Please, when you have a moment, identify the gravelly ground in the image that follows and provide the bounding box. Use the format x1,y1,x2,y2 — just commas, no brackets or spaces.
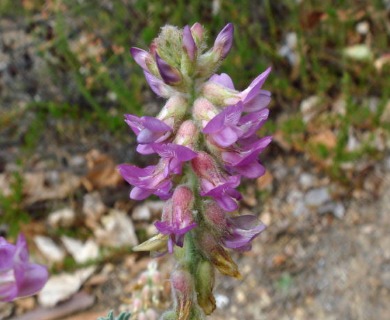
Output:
1,16,390,320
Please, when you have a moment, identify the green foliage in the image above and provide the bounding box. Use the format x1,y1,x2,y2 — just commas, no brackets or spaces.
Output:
0,171,30,237
97,310,131,320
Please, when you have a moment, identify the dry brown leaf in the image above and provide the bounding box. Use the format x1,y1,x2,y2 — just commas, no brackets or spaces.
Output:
256,171,274,190
308,130,337,149
24,171,80,205
82,149,123,191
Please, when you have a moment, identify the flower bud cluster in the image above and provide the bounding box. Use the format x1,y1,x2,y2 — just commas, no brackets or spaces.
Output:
126,261,163,320
119,22,271,318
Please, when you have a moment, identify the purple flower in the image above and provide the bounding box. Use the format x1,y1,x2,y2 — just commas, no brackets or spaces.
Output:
203,103,243,147
182,25,197,61
239,68,272,112
223,215,266,251
124,114,172,155
0,234,48,302
118,142,195,200
155,186,197,253
220,136,272,178
202,68,272,112
238,108,269,140
156,54,182,85
118,161,173,200
192,152,241,212
152,143,197,176
203,202,266,252
213,23,234,60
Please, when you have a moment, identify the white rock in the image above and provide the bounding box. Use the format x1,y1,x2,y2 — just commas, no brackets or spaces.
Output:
215,294,229,309
61,236,99,264
132,204,151,221
83,192,106,220
48,208,76,228
356,21,369,35
38,266,96,307
343,44,373,61
300,96,321,123
304,187,331,207
34,236,65,263
318,201,345,219
299,173,315,189
145,201,165,214
95,209,138,247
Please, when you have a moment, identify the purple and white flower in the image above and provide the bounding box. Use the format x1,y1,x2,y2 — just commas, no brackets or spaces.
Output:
192,152,241,212
155,186,197,253
0,234,48,302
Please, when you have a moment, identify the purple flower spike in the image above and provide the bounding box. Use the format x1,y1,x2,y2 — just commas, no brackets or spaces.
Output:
209,73,235,90
152,143,197,176
203,103,244,147
183,25,197,61
192,152,241,212
213,23,234,60
155,186,197,253
118,161,173,200
0,234,49,302
156,54,182,85
143,71,173,98
130,47,151,72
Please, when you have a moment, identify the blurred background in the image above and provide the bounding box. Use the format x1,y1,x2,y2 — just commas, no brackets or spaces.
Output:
0,0,389,319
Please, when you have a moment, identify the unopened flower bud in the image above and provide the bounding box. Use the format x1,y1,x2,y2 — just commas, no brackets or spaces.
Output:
132,297,143,312
191,22,205,46
203,200,227,233
182,25,197,61
156,54,182,85
157,95,188,128
196,232,241,279
212,23,234,60
171,270,193,320
195,260,216,315
201,81,240,106
174,120,199,149
193,98,219,126
145,308,159,320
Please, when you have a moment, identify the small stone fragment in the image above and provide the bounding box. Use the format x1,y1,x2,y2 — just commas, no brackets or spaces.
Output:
61,236,99,264
38,267,96,307
48,208,76,228
34,236,66,263
304,187,331,207
94,209,138,247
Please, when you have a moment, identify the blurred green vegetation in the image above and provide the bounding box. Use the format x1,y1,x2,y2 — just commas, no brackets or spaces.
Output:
0,0,389,178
